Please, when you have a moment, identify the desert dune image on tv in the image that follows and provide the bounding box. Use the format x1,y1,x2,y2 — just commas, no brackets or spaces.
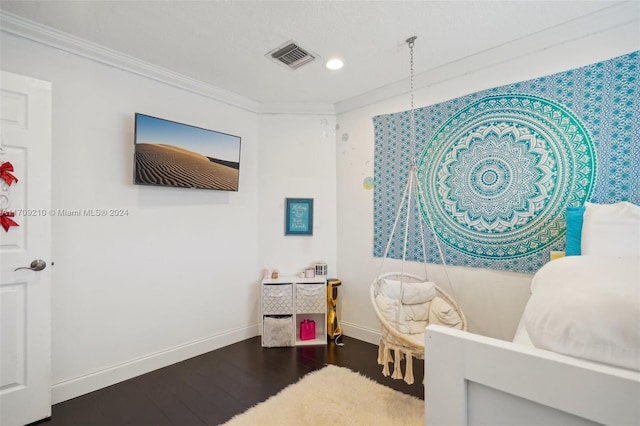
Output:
134,113,241,191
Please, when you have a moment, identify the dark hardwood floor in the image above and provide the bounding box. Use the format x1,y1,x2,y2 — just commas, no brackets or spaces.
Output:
37,336,424,426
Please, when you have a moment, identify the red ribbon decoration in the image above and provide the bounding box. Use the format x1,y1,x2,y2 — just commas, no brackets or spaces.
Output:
1,161,18,186
1,211,19,232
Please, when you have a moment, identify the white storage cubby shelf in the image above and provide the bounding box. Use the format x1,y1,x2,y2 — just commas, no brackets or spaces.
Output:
261,276,327,347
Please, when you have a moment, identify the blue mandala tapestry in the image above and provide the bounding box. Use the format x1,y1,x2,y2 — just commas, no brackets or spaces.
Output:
373,51,639,274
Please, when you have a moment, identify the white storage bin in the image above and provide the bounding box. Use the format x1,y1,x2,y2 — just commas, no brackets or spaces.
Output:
262,316,293,347
262,283,292,315
295,283,326,314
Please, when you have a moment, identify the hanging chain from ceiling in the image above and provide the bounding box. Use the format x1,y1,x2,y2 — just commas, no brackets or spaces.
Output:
407,36,417,163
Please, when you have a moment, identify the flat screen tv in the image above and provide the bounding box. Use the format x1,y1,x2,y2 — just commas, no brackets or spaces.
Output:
134,113,241,191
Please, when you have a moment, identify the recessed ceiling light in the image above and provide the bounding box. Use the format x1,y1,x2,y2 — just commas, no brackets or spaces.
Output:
325,58,344,71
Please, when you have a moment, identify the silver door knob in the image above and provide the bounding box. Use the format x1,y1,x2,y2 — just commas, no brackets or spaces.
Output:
14,259,47,272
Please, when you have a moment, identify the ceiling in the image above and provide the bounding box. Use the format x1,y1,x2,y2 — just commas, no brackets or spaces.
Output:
0,1,637,111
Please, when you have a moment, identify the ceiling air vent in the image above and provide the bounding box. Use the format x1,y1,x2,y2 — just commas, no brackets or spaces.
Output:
267,40,318,70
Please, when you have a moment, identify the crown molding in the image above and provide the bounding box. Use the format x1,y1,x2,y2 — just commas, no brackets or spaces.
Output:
3,1,637,118
258,102,335,115
334,1,640,115
0,11,338,116
0,11,263,113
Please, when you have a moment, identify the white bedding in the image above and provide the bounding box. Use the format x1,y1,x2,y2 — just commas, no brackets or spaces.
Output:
519,255,640,371
581,201,640,256
512,317,534,347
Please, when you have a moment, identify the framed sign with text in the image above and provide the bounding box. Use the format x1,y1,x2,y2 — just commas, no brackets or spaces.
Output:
285,198,313,236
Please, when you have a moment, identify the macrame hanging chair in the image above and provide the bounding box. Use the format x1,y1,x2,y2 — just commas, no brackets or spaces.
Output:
370,37,467,385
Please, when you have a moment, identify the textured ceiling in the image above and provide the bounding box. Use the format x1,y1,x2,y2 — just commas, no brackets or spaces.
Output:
0,1,637,108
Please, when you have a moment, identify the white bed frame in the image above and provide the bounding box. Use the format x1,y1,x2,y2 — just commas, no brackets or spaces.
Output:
425,325,640,426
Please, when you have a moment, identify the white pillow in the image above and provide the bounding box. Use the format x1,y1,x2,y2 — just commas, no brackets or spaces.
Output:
380,279,436,304
428,297,463,330
375,293,399,322
524,255,640,371
376,294,430,335
581,201,640,256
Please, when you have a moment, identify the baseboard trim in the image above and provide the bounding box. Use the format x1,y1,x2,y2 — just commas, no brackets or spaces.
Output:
341,320,381,346
52,322,380,404
51,325,258,404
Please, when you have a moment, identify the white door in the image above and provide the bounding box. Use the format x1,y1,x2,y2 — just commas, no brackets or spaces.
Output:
0,71,52,426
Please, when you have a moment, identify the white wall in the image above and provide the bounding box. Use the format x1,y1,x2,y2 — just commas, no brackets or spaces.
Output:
258,114,338,279
0,33,333,403
335,21,640,343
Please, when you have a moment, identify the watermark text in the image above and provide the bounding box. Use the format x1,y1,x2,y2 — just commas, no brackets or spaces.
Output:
6,208,129,217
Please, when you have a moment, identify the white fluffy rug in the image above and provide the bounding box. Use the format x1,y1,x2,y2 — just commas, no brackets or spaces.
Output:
223,365,424,425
